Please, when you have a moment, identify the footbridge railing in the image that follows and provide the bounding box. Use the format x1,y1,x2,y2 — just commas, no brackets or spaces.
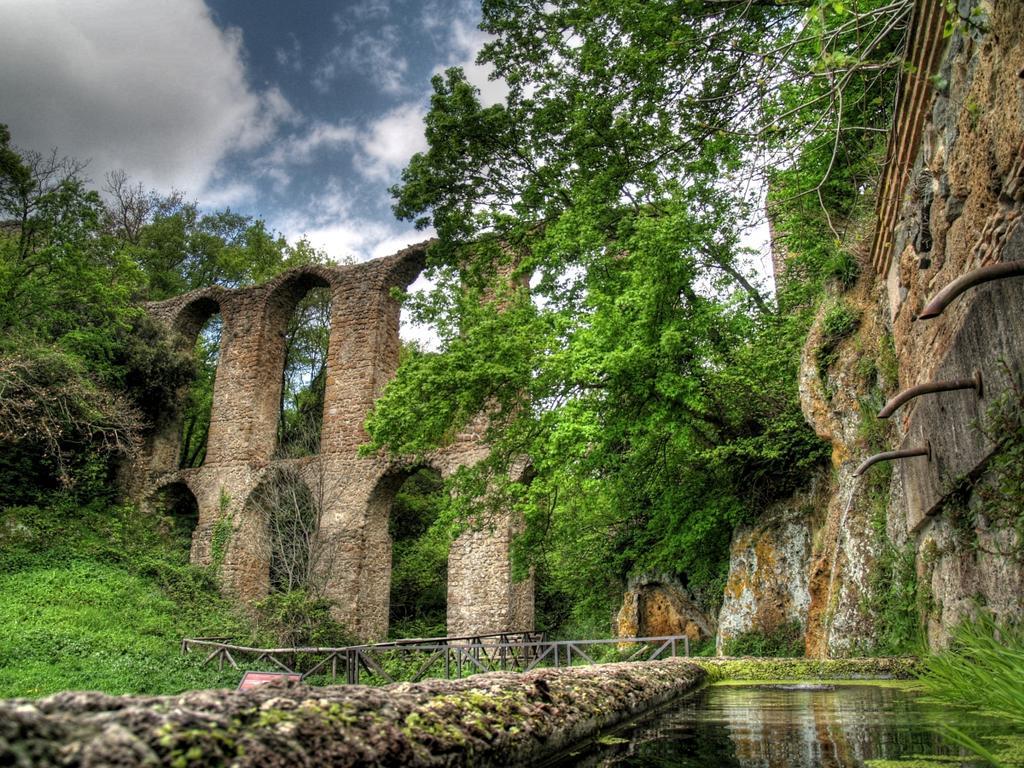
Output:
181,632,692,685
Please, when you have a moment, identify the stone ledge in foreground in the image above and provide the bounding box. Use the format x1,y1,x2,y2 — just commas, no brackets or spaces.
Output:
0,658,705,767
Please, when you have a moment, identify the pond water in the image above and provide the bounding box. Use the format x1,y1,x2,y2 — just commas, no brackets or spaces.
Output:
559,682,1021,767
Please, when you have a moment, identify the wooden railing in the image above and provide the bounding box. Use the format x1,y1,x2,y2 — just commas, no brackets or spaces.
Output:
181,632,692,685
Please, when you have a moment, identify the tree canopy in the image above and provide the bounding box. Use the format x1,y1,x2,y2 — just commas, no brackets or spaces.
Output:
0,125,325,499
367,0,910,630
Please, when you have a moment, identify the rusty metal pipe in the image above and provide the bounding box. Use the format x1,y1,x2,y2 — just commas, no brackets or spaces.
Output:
877,370,983,419
917,261,1024,320
853,442,931,477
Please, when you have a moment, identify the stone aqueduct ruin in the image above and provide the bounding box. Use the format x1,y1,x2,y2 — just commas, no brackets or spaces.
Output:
134,242,533,640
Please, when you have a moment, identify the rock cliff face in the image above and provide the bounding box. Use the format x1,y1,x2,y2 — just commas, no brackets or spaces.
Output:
716,0,1024,656
716,476,824,654
616,574,714,645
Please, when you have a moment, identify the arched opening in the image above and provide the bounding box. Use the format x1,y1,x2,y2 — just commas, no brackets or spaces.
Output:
178,305,222,468
149,482,200,556
387,467,448,638
274,279,332,458
247,467,321,593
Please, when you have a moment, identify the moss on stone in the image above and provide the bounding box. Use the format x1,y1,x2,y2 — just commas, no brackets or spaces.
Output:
696,656,920,681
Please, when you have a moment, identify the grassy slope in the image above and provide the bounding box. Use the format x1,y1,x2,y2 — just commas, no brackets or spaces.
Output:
0,499,250,697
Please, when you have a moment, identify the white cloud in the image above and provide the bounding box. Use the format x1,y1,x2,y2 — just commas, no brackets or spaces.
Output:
445,18,507,107
353,102,428,181
0,0,293,195
263,120,358,168
421,1,507,108
283,217,431,264
336,0,390,26
275,175,433,264
275,33,303,72
313,25,408,95
200,181,259,211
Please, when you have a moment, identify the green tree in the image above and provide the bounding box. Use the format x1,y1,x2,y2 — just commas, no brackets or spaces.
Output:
367,0,907,631
276,287,332,458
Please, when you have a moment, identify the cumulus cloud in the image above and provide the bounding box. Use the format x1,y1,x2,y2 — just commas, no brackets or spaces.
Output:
353,102,428,182
274,174,431,264
263,120,358,168
0,0,291,194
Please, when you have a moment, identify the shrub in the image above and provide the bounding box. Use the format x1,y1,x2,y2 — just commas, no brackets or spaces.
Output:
722,620,805,657
252,590,354,648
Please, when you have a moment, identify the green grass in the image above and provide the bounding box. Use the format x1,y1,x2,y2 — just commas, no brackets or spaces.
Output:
0,498,253,697
918,615,1024,767
919,616,1024,725
721,620,805,658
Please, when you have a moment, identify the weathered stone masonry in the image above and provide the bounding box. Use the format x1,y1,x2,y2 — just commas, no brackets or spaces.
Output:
134,242,533,640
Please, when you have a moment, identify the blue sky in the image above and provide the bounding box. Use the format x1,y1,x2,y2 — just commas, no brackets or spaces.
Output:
0,0,505,262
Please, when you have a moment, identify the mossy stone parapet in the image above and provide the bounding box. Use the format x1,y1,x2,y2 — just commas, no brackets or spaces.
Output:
0,659,705,767
697,656,921,681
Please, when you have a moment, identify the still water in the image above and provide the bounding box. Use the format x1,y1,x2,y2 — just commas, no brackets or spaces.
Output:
560,683,1019,767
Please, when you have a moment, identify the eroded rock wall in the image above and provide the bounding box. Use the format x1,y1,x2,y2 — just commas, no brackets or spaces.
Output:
805,0,1024,654
616,574,715,645
716,474,825,653
719,0,1024,656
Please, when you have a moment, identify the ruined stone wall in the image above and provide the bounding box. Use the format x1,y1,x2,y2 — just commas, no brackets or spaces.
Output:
810,0,1024,653
135,242,533,641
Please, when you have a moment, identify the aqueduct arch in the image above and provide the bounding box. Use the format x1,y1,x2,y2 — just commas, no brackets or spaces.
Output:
134,243,534,640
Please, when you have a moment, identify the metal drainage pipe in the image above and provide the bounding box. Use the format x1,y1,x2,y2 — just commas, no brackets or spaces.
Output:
916,260,1024,320
877,370,983,419
853,442,931,477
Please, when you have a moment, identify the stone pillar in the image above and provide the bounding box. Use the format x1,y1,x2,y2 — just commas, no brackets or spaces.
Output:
317,461,396,641
446,510,534,636
202,291,267,466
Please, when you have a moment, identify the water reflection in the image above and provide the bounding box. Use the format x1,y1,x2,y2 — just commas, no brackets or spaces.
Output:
562,684,1001,767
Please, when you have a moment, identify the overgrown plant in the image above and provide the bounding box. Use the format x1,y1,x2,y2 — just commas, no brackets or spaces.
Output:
919,614,1024,766
860,463,925,655
248,460,337,597
973,366,1024,559
815,299,861,399
722,620,806,658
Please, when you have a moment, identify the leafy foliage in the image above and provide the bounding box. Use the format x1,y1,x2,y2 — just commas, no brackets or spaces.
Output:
179,315,221,468
368,0,907,628
919,614,1024,766
723,620,805,658
252,590,354,649
815,299,861,398
276,287,332,458
388,468,449,639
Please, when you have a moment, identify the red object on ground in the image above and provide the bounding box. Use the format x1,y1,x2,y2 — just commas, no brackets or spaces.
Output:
237,671,302,691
